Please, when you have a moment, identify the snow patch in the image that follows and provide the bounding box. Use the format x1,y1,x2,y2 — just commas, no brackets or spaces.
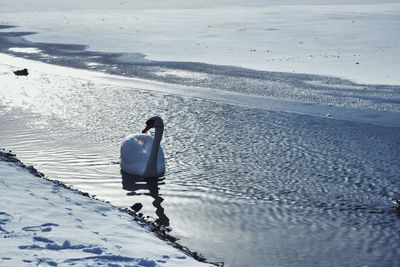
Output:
154,69,208,80
8,47,42,54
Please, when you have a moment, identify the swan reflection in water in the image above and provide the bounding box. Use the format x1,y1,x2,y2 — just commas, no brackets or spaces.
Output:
121,171,170,226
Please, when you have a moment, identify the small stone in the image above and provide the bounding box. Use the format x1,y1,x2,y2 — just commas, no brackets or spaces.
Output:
131,203,143,212
13,68,29,76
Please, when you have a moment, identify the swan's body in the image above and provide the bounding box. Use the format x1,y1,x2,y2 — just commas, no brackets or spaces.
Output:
120,117,165,177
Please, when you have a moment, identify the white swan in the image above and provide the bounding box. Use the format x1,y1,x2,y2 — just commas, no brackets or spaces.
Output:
120,116,165,177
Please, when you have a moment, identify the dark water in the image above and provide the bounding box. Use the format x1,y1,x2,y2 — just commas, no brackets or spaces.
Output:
1,28,400,267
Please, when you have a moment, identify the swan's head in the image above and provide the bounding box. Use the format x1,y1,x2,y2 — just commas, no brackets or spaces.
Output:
142,116,164,133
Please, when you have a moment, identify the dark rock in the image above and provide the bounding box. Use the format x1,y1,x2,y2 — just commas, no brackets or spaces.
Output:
27,165,37,172
394,199,400,212
13,68,29,76
131,203,143,212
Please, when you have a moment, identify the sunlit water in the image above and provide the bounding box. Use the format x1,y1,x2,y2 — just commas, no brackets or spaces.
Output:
1,43,400,266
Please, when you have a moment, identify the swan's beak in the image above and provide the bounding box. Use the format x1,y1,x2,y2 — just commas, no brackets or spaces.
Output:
142,125,152,133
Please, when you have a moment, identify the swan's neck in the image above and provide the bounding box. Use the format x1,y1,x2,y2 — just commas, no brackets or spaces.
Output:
143,126,163,177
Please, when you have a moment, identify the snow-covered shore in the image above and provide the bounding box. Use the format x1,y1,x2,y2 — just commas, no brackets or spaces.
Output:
0,151,214,266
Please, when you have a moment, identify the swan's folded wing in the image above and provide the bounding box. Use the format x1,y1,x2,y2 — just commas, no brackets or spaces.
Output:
120,135,148,162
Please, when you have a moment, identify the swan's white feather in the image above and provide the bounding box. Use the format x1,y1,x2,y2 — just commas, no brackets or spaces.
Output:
120,134,165,176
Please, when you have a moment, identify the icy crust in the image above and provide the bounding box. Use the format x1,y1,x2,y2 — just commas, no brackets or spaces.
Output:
1,26,399,114
0,149,221,266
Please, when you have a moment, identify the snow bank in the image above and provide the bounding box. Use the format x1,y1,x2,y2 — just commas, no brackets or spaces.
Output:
0,152,212,266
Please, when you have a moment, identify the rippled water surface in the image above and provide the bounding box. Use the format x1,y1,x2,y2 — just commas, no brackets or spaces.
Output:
1,59,400,266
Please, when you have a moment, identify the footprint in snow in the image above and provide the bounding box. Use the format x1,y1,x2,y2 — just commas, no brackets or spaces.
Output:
20,239,104,257
83,246,103,255
0,211,11,224
157,255,170,263
22,223,59,232
19,240,84,251
36,258,57,266
33,236,55,244
0,212,12,233
64,255,156,266
51,185,60,194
